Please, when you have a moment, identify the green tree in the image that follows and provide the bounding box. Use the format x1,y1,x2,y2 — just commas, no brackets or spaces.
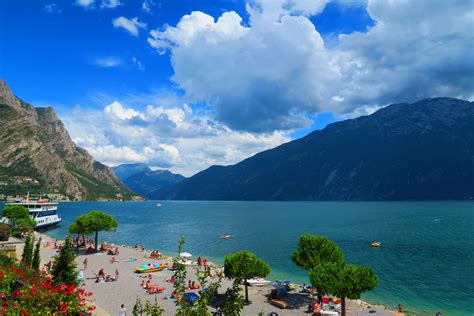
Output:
132,297,164,316
309,263,378,316
1,205,36,233
291,234,344,270
68,210,118,251
292,234,344,301
21,233,33,266
32,237,42,270
16,217,37,233
1,205,30,221
218,283,244,316
51,235,79,286
224,250,271,303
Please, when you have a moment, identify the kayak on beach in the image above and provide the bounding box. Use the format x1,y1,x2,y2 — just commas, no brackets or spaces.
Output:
134,263,168,273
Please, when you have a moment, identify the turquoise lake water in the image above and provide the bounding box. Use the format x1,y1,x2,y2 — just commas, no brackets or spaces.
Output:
4,201,473,315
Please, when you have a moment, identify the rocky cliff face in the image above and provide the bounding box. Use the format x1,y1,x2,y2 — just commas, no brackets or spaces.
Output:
0,80,137,200
160,97,474,200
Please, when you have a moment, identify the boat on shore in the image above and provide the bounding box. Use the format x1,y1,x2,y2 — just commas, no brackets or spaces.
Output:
1,196,61,230
134,263,168,273
247,278,271,286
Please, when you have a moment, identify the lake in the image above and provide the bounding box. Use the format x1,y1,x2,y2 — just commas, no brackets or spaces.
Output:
4,201,473,315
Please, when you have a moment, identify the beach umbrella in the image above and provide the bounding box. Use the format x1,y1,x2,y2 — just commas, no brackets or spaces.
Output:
180,252,192,258
186,292,199,305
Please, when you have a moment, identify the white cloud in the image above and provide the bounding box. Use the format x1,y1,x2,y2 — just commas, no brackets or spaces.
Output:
43,3,61,14
76,0,94,8
148,0,474,133
104,101,143,120
113,17,147,36
142,0,153,13
132,57,145,71
60,97,289,176
100,0,122,9
93,56,123,68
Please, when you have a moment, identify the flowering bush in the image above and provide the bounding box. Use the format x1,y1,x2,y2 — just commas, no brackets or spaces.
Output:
0,262,94,314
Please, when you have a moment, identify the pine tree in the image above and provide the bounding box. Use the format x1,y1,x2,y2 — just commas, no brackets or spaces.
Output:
21,233,33,266
32,237,42,270
51,235,79,286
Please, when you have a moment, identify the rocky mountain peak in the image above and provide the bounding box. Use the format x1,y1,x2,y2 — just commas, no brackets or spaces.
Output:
0,80,22,111
0,80,138,201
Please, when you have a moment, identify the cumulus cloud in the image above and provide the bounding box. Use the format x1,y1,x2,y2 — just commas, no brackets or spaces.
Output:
61,97,289,176
148,0,474,133
104,101,142,120
93,56,123,68
113,17,147,36
76,0,94,8
334,0,474,108
43,3,61,14
100,0,122,9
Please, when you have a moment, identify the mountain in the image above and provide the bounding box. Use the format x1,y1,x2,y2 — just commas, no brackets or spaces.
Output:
112,163,151,180
112,163,185,199
160,97,474,200
0,80,138,201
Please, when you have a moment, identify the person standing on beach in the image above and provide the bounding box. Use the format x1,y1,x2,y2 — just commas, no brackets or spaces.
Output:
142,244,145,251
203,257,208,270
83,258,88,270
197,257,202,269
119,304,126,316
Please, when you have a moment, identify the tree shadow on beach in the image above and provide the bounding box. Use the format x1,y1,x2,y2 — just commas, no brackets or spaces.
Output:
264,290,314,313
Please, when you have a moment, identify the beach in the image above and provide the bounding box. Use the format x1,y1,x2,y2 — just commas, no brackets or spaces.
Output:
21,232,401,316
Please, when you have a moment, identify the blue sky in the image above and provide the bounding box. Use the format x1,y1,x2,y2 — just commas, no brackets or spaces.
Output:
1,0,472,175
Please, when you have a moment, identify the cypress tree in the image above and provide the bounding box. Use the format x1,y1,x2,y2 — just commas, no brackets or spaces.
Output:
21,233,33,266
32,237,42,270
51,235,79,286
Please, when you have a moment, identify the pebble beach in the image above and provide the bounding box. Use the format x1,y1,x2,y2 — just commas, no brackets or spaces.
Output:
16,232,404,316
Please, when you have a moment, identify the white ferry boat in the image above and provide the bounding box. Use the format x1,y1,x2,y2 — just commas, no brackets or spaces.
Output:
3,198,61,230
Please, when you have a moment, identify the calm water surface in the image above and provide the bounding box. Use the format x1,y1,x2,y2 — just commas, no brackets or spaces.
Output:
5,201,472,315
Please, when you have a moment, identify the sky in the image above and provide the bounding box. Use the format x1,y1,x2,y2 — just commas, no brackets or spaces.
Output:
0,0,473,176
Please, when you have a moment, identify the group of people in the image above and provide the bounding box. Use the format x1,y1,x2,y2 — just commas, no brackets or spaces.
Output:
72,236,95,248
187,280,200,290
107,247,120,255
95,267,119,283
140,280,165,294
196,256,208,270
44,240,61,250
135,244,145,251
148,250,162,259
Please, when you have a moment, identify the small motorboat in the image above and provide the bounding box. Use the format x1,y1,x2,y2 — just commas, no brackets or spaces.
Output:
156,203,162,207
220,234,235,239
134,263,168,273
247,278,271,286
371,241,381,247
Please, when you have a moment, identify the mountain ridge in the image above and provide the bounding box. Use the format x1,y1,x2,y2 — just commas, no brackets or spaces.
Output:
0,80,138,201
159,97,474,200
112,163,185,199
